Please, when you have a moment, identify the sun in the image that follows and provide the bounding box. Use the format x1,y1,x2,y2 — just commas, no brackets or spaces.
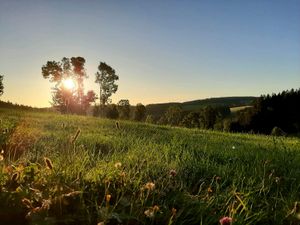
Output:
62,78,76,90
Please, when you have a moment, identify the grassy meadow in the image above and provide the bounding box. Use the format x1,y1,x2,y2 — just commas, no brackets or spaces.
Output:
0,108,300,225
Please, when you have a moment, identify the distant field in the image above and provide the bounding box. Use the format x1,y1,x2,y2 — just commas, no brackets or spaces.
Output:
146,96,257,118
230,106,253,113
0,108,299,225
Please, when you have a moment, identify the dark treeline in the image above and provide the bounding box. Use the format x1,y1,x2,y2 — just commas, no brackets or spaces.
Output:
0,100,49,112
230,88,300,135
110,88,298,136
92,100,147,122
146,96,256,119
151,105,231,130
91,100,232,131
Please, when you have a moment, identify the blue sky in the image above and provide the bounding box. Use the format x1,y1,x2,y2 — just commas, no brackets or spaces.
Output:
0,0,299,107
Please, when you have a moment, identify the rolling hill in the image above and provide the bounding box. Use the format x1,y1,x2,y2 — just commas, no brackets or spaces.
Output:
146,96,257,118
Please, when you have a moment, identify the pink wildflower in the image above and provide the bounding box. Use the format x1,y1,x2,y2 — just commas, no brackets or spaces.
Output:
219,216,233,225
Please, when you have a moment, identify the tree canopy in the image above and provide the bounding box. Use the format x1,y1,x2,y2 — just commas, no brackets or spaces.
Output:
42,57,95,114
134,103,146,121
117,99,130,119
95,62,119,105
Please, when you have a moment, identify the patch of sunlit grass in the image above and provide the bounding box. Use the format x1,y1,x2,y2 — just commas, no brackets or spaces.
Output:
0,108,299,224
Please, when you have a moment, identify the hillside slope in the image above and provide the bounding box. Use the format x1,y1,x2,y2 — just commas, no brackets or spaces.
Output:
146,96,257,118
0,108,299,225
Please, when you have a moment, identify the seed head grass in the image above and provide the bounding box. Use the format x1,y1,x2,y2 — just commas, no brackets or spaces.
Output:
0,108,299,225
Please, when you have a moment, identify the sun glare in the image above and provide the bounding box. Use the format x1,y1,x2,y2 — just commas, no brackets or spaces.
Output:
62,78,76,90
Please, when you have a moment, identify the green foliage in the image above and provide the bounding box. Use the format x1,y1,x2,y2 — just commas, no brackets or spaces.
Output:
117,99,130,119
95,62,119,106
42,57,95,114
200,106,217,129
145,115,154,124
165,106,183,126
146,97,256,119
106,104,119,119
0,75,4,96
0,108,300,225
271,126,286,136
41,61,63,82
134,103,146,121
180,112,200,128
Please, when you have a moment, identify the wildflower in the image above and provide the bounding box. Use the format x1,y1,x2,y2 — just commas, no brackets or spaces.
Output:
207,187,213,193
169,169,177,177
41,199,51,210
106,194,112,203
232,146,236,150
153,205,160,212
114,162,122,169
3,165,13,174
144,182,155,191
172,207,177,216
144,205,159,218
22,198,33,209
144,209,154,218
44,157,53,170
275,177,280,183
219,216,232,225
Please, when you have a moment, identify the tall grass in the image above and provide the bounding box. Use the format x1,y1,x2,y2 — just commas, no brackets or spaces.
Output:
0,108,299,225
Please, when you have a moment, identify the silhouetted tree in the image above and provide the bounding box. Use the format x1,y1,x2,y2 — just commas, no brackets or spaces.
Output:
165,106,183,126
201,106,217,129
0,75,3,96
51,86,76,113
180,112,200,128
117,99,130,119
71,57,88,106
134,103,146,121
95,62,119,106
82,90,97,111
106,104,119,119
42,57,93,114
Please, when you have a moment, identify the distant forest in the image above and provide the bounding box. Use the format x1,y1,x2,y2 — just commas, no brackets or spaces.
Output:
1,89,299,136
0,101,48,112
149,89,300,136
230,88,300,135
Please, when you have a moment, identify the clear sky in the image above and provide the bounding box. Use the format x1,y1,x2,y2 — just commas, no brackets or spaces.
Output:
0,0,299,107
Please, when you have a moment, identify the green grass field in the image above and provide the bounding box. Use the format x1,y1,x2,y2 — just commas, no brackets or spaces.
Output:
0,108,300,225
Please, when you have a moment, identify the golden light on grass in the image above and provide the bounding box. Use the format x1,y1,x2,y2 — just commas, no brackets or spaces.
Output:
106,194,112,203
144,182,155,191
44,157,53,170
62,78,76,90
114,162,122,169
